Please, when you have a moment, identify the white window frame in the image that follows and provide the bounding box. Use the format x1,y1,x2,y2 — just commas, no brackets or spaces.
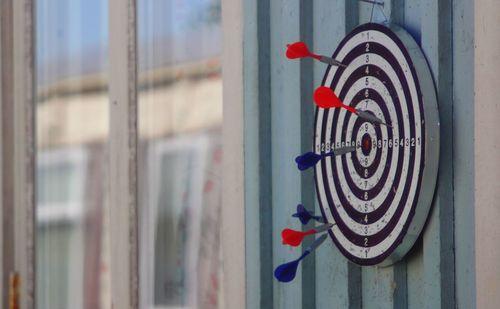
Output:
0,0,36,308
108,0,139,308
221,0,245,308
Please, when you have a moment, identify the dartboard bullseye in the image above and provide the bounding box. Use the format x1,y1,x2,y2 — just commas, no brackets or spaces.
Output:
314,23,439,266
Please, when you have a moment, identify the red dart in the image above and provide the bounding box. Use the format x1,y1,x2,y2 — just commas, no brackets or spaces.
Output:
286,42,346,67
286,41,321,60
313,86,392,127
282,229,315,247
313,86,357,113
281,223,334,247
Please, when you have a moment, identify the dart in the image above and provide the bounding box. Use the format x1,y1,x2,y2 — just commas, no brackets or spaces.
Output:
313,86,391,127
281,223,334,247
274,234,328,282
292,204,325,224
295,146,357,171
286,41,347,67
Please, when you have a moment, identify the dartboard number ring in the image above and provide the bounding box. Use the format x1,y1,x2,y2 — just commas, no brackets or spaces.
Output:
314,23,439,266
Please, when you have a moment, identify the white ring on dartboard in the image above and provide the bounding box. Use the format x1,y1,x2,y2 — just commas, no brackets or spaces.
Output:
343,84,393,192
355,121,377,167
325,41,420,256
340,78,404,207
313,23,438,265
327,54,409,194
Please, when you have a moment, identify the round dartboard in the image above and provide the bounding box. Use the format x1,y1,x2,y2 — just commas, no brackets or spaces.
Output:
314,23,439,266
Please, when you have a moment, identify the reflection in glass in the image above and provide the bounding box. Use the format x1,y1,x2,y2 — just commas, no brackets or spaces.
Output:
36,1,110,308
138,0,223,308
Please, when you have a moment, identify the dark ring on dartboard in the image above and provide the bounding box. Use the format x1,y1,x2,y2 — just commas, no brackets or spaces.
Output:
336,67,408,203
346,90,384,179
327,42,414,191
324,60,416,246
326,61,409,220
341,90,391,185
338,96,393,202
314,23,427,265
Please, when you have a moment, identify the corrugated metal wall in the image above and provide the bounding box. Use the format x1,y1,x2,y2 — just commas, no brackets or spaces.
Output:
242,0,474,308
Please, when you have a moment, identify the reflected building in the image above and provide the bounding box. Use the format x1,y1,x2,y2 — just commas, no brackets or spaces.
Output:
35,0,222,308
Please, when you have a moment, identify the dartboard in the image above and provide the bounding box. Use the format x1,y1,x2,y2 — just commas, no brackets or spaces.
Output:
314,23,439,266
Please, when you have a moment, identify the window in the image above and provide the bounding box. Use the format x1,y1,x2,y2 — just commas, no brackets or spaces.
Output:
36,148,88,308
138,0,223,307
1,0,223,307
35,0,111,308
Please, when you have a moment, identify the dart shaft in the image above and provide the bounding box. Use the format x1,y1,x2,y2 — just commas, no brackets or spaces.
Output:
356,110,391,127
331,145,357,156
313,223,334,233
323,146,356,158
319,56,347,67
312,215,326,223
305,234,328,254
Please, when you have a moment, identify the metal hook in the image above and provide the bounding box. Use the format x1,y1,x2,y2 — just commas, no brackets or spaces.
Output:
358,0,384,6
358,0,387,23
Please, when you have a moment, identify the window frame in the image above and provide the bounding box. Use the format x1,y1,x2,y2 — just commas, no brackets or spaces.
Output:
1,0,235,308
0,0,140,307
0,0,36,308
108,0,139,308
221,0,246,308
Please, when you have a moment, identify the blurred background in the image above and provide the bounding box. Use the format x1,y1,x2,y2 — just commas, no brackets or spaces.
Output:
35,0,222,308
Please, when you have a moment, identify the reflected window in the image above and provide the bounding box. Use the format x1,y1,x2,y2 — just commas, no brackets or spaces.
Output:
36,0,110,308
37,148,87,223
138,0,223,308
36,148,88,308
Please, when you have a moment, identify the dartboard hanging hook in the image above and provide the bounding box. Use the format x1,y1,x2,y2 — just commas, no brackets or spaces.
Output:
358,0,388,23
358,0,384,5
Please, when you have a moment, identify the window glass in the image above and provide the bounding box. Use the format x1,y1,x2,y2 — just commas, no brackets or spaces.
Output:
37,163,76,205
36,1,111,308
138,0,223,308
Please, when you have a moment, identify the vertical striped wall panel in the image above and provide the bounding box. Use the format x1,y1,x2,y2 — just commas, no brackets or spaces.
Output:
242,0,474,307
452,0,475,307
313,2,359,308
268,1,303,308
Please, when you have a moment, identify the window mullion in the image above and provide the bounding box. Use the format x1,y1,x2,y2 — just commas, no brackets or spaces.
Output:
108,0,139,308
10,0,36,308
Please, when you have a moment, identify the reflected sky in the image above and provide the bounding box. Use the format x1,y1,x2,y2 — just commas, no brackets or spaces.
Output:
36,0,221,84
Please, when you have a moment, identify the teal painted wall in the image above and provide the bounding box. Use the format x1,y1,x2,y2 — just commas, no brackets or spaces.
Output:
243,0,475,308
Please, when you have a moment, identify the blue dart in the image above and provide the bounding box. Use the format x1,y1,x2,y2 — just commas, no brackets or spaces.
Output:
274,234,328,283
295,152,323,170
295,145,357,171
292,204,325,224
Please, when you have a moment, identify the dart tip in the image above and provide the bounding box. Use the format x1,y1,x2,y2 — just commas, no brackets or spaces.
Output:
322,223,334,230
